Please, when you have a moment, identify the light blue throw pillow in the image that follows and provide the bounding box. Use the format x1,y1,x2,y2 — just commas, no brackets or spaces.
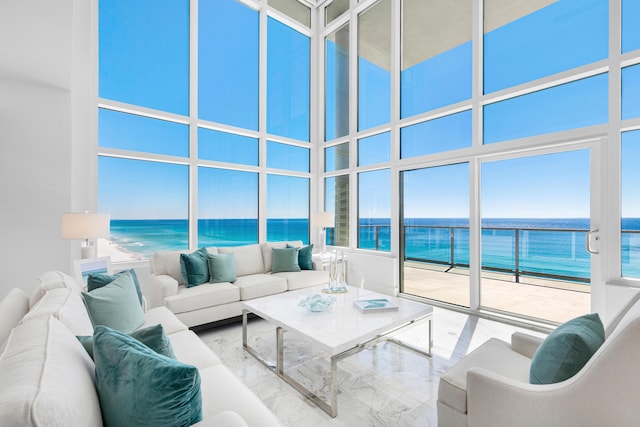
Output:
87,269,143,305
530,313,605,384
93,325,202,427
207,252,236,283
77,323,175,360
288,243,314,270
82,272,144,333
271,247,301,273
180,247,210,287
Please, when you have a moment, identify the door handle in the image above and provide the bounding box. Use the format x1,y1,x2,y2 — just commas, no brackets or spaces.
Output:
586,229,599,255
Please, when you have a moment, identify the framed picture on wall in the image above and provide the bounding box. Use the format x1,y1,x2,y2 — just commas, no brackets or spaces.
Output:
73,256,113,286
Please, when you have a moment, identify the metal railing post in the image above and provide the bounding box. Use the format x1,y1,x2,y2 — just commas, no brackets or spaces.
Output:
514,228,520,283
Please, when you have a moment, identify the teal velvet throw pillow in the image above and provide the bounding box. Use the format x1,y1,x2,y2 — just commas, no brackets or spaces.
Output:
271,247,301,273
82,272,144,333
87,269,143,305
288,244,314,270
180,247,209,287
93,325,202,427
207,252,236,283
77,324,175,360
529,313,605,384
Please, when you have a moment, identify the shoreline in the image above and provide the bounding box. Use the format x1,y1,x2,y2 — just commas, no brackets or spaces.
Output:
97,238,143,263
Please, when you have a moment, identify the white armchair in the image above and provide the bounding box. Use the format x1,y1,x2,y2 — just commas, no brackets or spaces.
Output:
437,295,640,427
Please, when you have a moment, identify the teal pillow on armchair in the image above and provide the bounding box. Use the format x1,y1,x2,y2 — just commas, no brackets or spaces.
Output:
93,325,202,427
530,313,605,384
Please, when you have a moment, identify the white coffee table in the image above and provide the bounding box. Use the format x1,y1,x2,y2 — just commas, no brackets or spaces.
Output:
242,285,433,417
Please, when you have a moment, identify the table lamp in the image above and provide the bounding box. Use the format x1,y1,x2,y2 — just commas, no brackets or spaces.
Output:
312,212,335,254
62,212,110,259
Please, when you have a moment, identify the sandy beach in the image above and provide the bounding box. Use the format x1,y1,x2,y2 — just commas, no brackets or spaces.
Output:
97,238,143,263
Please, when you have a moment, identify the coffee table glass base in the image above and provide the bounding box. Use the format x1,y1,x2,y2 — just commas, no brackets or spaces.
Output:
242,309,432,418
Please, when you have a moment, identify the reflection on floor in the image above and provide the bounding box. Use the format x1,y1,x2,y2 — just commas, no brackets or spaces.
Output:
197,307,547,427
403,263,590,324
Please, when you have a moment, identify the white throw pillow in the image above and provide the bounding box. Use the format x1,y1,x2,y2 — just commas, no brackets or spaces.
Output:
0,288,29,348
29,270,84,309
22,287,93,336
0,316,102,426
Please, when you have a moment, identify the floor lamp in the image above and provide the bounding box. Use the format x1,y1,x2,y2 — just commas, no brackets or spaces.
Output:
312,212,335,254
62,212,111,259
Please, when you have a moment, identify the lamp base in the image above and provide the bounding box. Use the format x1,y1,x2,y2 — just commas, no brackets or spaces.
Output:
80,245,95,259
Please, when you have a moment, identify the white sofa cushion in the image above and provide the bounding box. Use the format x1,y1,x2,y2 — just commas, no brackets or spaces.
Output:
21,287,93,336
166,283,240,314
0,316,103,426
218,244,265,276
199,365,282,426
29,270,84,308
0,288,29,348
273,270,330,291
141,306,189,335
168,329,222,370
234,274,288,300
438,337,531,414
194,411,249,427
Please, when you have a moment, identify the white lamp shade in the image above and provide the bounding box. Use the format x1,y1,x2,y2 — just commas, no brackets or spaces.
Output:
62,213,111,239
312,212,335,228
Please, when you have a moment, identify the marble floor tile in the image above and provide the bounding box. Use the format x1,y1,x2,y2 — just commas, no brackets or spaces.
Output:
196,307,547,427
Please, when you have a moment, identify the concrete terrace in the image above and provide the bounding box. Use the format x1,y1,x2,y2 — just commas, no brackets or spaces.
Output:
403,262,590,324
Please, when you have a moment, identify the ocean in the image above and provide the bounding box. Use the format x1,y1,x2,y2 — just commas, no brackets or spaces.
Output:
109,218,640,281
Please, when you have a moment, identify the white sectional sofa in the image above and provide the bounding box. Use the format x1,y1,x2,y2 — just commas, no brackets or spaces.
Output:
150,241,330,327
0,271,282,427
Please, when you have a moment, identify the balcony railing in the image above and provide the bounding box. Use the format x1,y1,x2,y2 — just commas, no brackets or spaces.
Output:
327,224,640,285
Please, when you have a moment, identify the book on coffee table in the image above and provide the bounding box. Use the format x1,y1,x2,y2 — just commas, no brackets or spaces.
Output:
353,298,398,313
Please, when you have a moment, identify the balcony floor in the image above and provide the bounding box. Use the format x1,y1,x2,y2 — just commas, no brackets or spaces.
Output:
403,262,590,324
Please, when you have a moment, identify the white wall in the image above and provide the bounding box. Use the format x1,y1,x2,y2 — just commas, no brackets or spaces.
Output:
0,0,91,299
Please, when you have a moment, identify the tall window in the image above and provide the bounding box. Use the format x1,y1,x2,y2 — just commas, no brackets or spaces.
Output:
98,0,311,260
325,24,350,141
358,169,390,251
401,0,471,118
358,0,391,131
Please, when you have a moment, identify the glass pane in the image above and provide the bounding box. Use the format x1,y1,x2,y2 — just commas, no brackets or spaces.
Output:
99,0,189,115
267,17,310,142
99,109,188,157
326,0,349,25
622,65,640,120
359,132,390,166
269,0,311,27
267,175,309,243
481,151,591,323
358,169,390,252
401,110,472,158
98,156,188,260
401,0,472,119
267,141,309,172
325,24,350,141
358,0,391,131
325,175,349,247
325,143,349,172
401,163,470,307
484,0,608,94
623,0,640,53
199,0,258,130
621,131,640,278
484,74,608,144
198,167,258,247
198,128,258,166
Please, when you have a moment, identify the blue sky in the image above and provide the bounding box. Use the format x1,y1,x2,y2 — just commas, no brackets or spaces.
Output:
98,0,640,221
